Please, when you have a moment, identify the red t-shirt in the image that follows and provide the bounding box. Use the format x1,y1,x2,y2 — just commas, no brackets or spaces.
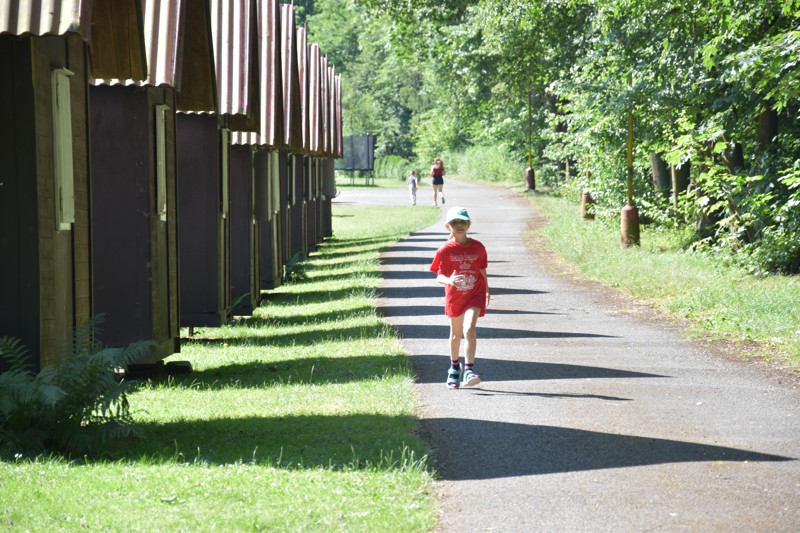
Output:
430,238,488,317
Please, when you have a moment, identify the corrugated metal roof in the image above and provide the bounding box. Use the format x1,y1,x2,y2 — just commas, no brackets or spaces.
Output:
92,0,217,112
232,0,281,146
87,0,148,81
0,1,148,81
334,74,342,158
0,0,88,36
174,0,217,111
327,64,336,156
296,25,308,151
139,0,183,87
307,42,321,154
227,3,260,132
320,55,329,155
280,3,302,151
211,0,253,116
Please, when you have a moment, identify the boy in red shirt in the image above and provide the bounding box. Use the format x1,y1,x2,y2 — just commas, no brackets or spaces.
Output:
430,206,490,388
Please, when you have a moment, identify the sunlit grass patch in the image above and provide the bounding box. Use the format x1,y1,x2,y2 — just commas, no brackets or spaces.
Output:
2,204,441,532
530,194,800,368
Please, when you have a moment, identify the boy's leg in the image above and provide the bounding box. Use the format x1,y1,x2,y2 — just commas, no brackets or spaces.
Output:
462,307,481,365
446,314,465,388
449,313,465,360
461,308,482,386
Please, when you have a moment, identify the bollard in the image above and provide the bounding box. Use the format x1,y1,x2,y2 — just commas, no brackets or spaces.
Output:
620,204,640,248
580,190,595,220
525,167,536,191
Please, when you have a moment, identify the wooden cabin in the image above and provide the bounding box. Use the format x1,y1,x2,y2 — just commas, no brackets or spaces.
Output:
233,0,285,291
0,0,146,370
174,0,235,329
214,0,262,317
90,0,216,359
280,3,306,264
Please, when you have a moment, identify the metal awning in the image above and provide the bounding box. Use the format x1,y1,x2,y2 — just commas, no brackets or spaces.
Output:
280,3,302,151
0,0,88,36
232,0,281,147
297,24,309,152
211,0,258,127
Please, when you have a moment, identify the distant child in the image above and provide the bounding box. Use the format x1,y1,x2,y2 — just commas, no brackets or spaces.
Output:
430,157,446,206
429,206,490,388
407,170,418,205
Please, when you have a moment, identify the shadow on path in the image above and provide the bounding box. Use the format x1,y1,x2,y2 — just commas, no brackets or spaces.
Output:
410,355,664,384
379,286,547,299
395,324,617,341
422,418,794,480
472,388,633,401
378,305,558,318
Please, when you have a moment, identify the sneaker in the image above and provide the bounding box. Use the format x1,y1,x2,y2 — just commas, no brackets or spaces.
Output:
441,196,445,204
446,364,461,389
462,369,481,387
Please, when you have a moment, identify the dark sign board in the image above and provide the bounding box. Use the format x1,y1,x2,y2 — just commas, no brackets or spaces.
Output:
335,134,375,171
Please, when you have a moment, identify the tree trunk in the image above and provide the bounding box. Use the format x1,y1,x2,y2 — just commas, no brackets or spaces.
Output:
670,160,690,212
555,120,568,179
650,152,670,193
757,104,778,149
722,142,745,174
671,161,690,193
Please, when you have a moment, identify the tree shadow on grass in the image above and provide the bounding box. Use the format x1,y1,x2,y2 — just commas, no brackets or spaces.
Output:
185,322,393,348
110,414,794,476
420,418,794,481
164,353,412,390
312,245,392,261
260,285,381,305
305,270,383,284
234,304,375,328
110,413,426,469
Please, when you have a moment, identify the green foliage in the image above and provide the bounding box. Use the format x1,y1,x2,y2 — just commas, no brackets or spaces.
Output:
0,318,150,455
309,0,800,272
451,145,525,184
374,155,412,181
283,252,309,283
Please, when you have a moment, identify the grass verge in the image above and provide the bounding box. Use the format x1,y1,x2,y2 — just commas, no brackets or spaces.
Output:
525,191,800,370
0,204,442,532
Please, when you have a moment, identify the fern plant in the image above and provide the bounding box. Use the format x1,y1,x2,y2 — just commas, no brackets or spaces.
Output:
284,252,309,283
0,317,151,455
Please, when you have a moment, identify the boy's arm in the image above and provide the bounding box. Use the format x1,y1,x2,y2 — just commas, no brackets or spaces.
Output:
437,273,454,286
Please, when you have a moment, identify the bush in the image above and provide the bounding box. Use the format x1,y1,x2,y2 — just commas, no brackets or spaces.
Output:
0,318,150,455
374,155,412,181
452,145,525,184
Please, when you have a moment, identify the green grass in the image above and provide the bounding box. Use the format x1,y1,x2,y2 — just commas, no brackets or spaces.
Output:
0,204,442,532
527,193,800,369
335,172,408,189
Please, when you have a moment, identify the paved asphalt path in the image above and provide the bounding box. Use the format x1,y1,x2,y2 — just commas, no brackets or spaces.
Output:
334,181,800,533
